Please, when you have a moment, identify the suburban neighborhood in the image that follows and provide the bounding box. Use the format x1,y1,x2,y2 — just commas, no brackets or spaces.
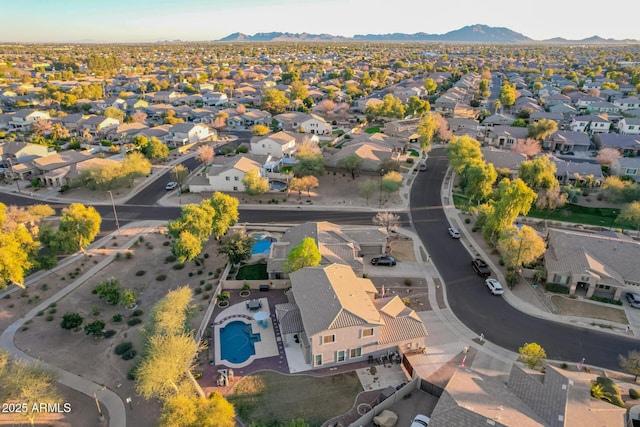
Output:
2,19,640,427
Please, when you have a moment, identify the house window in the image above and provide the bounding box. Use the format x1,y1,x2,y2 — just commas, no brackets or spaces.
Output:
350,348,362,358
322,335,335,344
626,169,637,175
597,284,611,290
233,186,238,191
336,351,345,362
225,176,230,181
552,274,569,285
314,354,322,367
361,328,374,338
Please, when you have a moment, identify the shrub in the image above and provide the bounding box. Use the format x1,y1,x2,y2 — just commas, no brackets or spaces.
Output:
204,253,209,259
630,388,640,399
135,270,146,276
590,296,623,306
194,287,203,294
128,365,138,381
127,318,142,326
112,314,123,322
205,283,213,291
46,315,55,321
163,241,170,246
122,349,137,360
406,157,414,164
41,284,49,291
188,272,194,277
173,263,185,270
560,362,568,369
84,320,105,337
156,274,167,281
115,342,133,355
465,218,471,224
594,376,625,407
36,311,44,316
103,330,116,338
404,278,413,286
544,283,570,294
192,370,203,379
49,308,57,314
61,313,83,330
125,251,134,259
132,309,144,317
199,280,205,286
202,293,210,300
165,255,177,263
197,270,203,275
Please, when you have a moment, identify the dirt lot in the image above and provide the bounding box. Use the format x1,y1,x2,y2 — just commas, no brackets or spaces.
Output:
550,295,629,324
2,225,228,427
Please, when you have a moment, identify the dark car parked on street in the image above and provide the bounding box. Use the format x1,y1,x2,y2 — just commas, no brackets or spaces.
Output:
471,258,491,277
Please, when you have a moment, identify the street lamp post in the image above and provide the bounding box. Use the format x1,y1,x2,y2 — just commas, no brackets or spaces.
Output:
379,168,385,209
107,190,120,233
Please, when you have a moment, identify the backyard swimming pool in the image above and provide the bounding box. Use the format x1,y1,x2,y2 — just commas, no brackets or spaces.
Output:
220,321,261,364
270,180,288,191
251,233,277,255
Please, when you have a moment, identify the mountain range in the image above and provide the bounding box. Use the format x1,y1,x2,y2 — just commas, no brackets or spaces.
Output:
216,25,638,44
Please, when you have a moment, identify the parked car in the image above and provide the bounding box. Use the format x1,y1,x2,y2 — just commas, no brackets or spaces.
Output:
471,258,491,277
371,256,397,266
485,278,504,295
410,414,431,427
165,181,178,190
419,163,427,172
448,227,461,239
626,292,640,308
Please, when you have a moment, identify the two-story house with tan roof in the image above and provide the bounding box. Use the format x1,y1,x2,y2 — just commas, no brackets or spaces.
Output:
277,263,428,369
9,109,50,131
189,154,269,193
250,131,297,158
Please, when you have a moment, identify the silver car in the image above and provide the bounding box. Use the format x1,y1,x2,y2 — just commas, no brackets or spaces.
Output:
448,227,460,239
485,278,504,295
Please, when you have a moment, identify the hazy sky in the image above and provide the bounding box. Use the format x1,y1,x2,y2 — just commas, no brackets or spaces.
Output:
2,0,639,43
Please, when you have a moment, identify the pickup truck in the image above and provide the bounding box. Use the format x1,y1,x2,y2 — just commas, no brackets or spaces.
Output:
471,258,491,277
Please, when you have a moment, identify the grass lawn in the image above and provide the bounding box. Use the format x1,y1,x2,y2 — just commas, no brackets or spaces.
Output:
236,263,268,280
364,125,381,134
452,193,472,211
408,149,420,157
526,204,619,227
332,129,345,136
227,371,363,426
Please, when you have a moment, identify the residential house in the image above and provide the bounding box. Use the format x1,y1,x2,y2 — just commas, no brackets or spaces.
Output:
150,90,182,104
569,114,610,134
543,130,591,152
481,113,515,128
81,116,120,139
277,263,427,369
617,117,640,135
166,123,212,146
8,109,50,131
31,150,93,187
190,154,269,193
356,98,383,114
124,98,149,114
550,156,603,186
610,157,640,180
202,91,228,107
594,133,640,157
545,228,640,299
275,112,331,135
241,110,272,127
267,221,388,280
613,96,640,111
446,118,481,138
587,101,620,115
0,141,51,179
250,131,296,158
480,147,526,177
543,94,571,108
548,103,578,121
529,111,563,125
575,95,605,111
107,122,149,143
484,125,529,148
53,114,87,137
428,364,625,427
326,141,394,172
383,118,420,140
137,125,170,142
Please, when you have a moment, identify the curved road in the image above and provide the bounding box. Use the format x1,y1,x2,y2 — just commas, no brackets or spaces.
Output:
410,147,638,369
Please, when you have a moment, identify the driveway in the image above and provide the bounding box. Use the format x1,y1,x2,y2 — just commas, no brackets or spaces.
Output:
364,257,425,279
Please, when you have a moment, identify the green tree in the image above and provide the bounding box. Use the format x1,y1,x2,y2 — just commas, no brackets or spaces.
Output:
527,118,557,141
142,136,169,161
424,78,437,94
60,312,84,330
120,289,138,308
145,286,193,338
445,135,483,174
168,204,214,244
0,203,41,289
136,333,203,400
497,225,546,272
460,161,497,203
483,178,536,241
381,171,403,195
58,203,102,254
367,93,405,120
242,169,269,195
518,342,546,369
618,350,640,381
406,96,430,117
337,153,364,180
358,179,378,205
417,114,438,152
284,237,322,273
207,192,239,239
261,88,290,114
218,231,254,266
159,392,236,427
172,164,189,193
289,80,308,101
104,106,125,121
518,156,558,191
95,278,121,304
292,156,324,178
252,124,270,136
500,82,517,110
84,320,106,337
617,201,640,235
173,231,202,263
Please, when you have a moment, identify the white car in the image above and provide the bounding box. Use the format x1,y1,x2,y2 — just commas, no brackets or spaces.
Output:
165,181,178,191
485,278,504,295
448,227,460,239
410,414,430,427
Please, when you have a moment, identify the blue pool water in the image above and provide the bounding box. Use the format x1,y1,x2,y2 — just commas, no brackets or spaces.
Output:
220,321,261,364
251,235,277,255
270,180,288,191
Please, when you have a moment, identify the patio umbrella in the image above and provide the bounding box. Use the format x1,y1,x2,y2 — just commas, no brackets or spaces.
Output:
253,311,269,321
